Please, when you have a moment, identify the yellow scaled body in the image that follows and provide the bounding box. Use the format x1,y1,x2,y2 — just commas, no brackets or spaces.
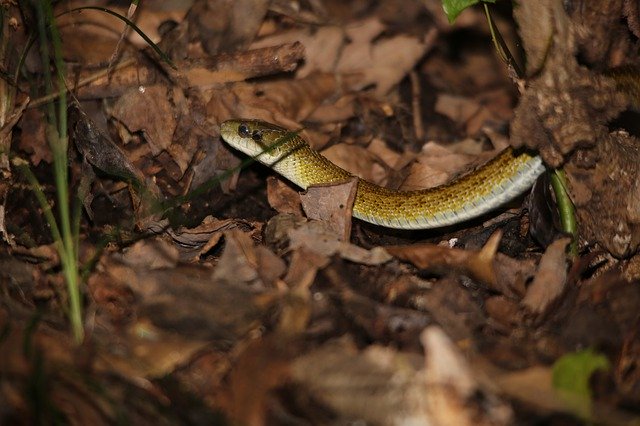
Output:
220,119,545,229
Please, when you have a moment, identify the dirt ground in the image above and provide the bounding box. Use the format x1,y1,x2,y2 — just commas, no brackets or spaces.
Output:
1,0,640,424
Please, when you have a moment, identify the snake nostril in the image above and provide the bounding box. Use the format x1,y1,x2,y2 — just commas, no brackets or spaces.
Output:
251,130,263,142
238,123,251,138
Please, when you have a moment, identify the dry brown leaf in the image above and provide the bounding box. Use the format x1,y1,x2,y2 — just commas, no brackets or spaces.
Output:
336,19,436,95
224,336,296,425
120,237,179,269
522,238,570,315
386,231,502,286
492,253,537,298
366,137,407,170
291,330,511,425
96,320,210,379
212,229,260,286
435,94,482,127
166,216,254,261
109,85,177,156
495,366,565,414
484,295,523,329
435,91,513,136
267,176,303,217
291,337,430,425
283,247,330,289
0,320,119,423
206,73,338,128
287,220,391,266
187,0,269,55
401,142,477,191
422,327,513,425
322,143,388,186
58,1,186,48
513,0,556,75
17,108,50,166
96,230,269,342
495,362,637,424
252,17,434,96
305,94,357,124
254,245,287,288
409,276,485,343
300,178,358,241
251,26,345,78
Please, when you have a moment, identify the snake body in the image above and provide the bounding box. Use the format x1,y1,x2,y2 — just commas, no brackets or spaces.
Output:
220,119,545,229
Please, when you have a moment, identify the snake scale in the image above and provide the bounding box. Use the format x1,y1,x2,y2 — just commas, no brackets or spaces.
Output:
220,119,545,229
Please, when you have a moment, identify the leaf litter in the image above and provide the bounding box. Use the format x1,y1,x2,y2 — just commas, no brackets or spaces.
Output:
2,0,640,424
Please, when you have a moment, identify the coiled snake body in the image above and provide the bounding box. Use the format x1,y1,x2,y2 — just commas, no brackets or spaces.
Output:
220,119,545,229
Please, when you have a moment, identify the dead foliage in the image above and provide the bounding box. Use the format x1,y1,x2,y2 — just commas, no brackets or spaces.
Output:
1,0,640,424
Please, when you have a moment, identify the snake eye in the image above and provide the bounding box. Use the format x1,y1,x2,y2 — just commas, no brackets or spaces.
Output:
251,130,263,142
238,123,251,138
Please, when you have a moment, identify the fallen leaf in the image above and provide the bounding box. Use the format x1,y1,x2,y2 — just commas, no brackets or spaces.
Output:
224,336,296,425
18,107,50,166
120,237,179,269
291,337,430,425
267,176,303,217
288,220,391,266
251,25,345,78
96,320,210,379
422,326,513,425
165,216,255,261
300,177,358,240
336,19,436,95
109,85,177,156
522,238,570,315
322,144,388,186
386,230,502,286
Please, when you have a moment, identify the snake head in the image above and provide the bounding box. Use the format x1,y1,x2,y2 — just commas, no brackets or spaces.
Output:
220,119,306,166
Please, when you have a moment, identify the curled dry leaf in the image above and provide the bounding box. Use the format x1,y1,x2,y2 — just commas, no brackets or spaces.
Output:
287,220,391,266
206,73,339,128
267,176,304,217
181,42,305,87
290,331,511,425
283,247,330,289
522,238,570,316
165,216,256,262
109,85,178,157
97,230,270,342
212,229,260,286
408,276,486,343
322,144,388,186
120,237,179,269
18,107,50,166
251,25,345,78
253,17,435,96
291,337,429,425
96,320,211,379
495,363,636,424
492,253,537,298
386,230,502,286
187,0,270,55
422,327,513,425
300,177,358,241
336,19,437,95
224,336,296,425
401,142,476,191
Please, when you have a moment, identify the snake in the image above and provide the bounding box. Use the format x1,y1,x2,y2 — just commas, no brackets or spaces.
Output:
220,119,545,229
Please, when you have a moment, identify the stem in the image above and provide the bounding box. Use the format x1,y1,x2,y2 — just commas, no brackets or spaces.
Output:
550,170,578,256
34,0,83,343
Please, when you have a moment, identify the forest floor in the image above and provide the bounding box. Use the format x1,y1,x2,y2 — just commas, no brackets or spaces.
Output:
1,1,640,424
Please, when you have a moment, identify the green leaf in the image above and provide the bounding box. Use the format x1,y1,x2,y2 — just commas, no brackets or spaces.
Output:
442,0,496,23
552,349,610,419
